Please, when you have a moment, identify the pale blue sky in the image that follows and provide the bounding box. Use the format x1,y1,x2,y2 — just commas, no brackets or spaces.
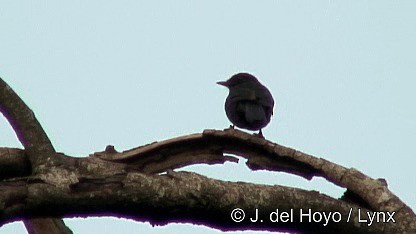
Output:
1,1,415,233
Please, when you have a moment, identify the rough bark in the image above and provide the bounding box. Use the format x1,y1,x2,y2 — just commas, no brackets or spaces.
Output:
1,78,72,234
1,129,415,233
0,170,399,234
1,78,415,233
0,79,59,171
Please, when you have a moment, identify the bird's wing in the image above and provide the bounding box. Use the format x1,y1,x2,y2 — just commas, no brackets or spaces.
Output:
244,102,266,123
229,86,274,116
255,86,274,108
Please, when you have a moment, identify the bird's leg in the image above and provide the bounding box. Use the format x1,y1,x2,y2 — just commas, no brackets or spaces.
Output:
166,169,181,180
254,129,265,138
225,125,235,131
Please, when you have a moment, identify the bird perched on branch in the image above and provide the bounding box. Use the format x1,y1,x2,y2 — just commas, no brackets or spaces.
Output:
217,73,274,137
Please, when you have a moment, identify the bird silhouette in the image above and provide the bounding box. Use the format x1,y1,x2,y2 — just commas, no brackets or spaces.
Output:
217,73,274,137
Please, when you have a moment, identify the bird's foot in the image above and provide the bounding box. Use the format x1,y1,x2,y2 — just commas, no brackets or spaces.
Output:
166,169,181,180
253,130,265,139
253,133,265,138
229,125,235,129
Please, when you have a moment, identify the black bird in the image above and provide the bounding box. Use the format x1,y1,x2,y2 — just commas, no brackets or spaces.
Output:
217,73,274,137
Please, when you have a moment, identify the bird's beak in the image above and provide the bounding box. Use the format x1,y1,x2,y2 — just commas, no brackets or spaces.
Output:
217,81,228,87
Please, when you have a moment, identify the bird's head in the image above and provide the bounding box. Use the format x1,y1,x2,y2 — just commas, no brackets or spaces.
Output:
217,73,260,88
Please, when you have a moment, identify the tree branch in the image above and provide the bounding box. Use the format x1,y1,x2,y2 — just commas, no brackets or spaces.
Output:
0,147,31,179
0,78,71,233
0,171,398,234
0,79,58,171
1,129,415,233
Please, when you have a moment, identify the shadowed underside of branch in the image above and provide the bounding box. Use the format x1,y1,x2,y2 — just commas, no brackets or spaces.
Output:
1,78,415,233
0,169,395,234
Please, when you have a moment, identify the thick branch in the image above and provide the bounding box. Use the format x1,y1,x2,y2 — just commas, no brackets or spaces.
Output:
0,147,31,179
0,171,397,234
0,79,58,171
0,78,70,233
1,128,415,232
92,128,416,230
